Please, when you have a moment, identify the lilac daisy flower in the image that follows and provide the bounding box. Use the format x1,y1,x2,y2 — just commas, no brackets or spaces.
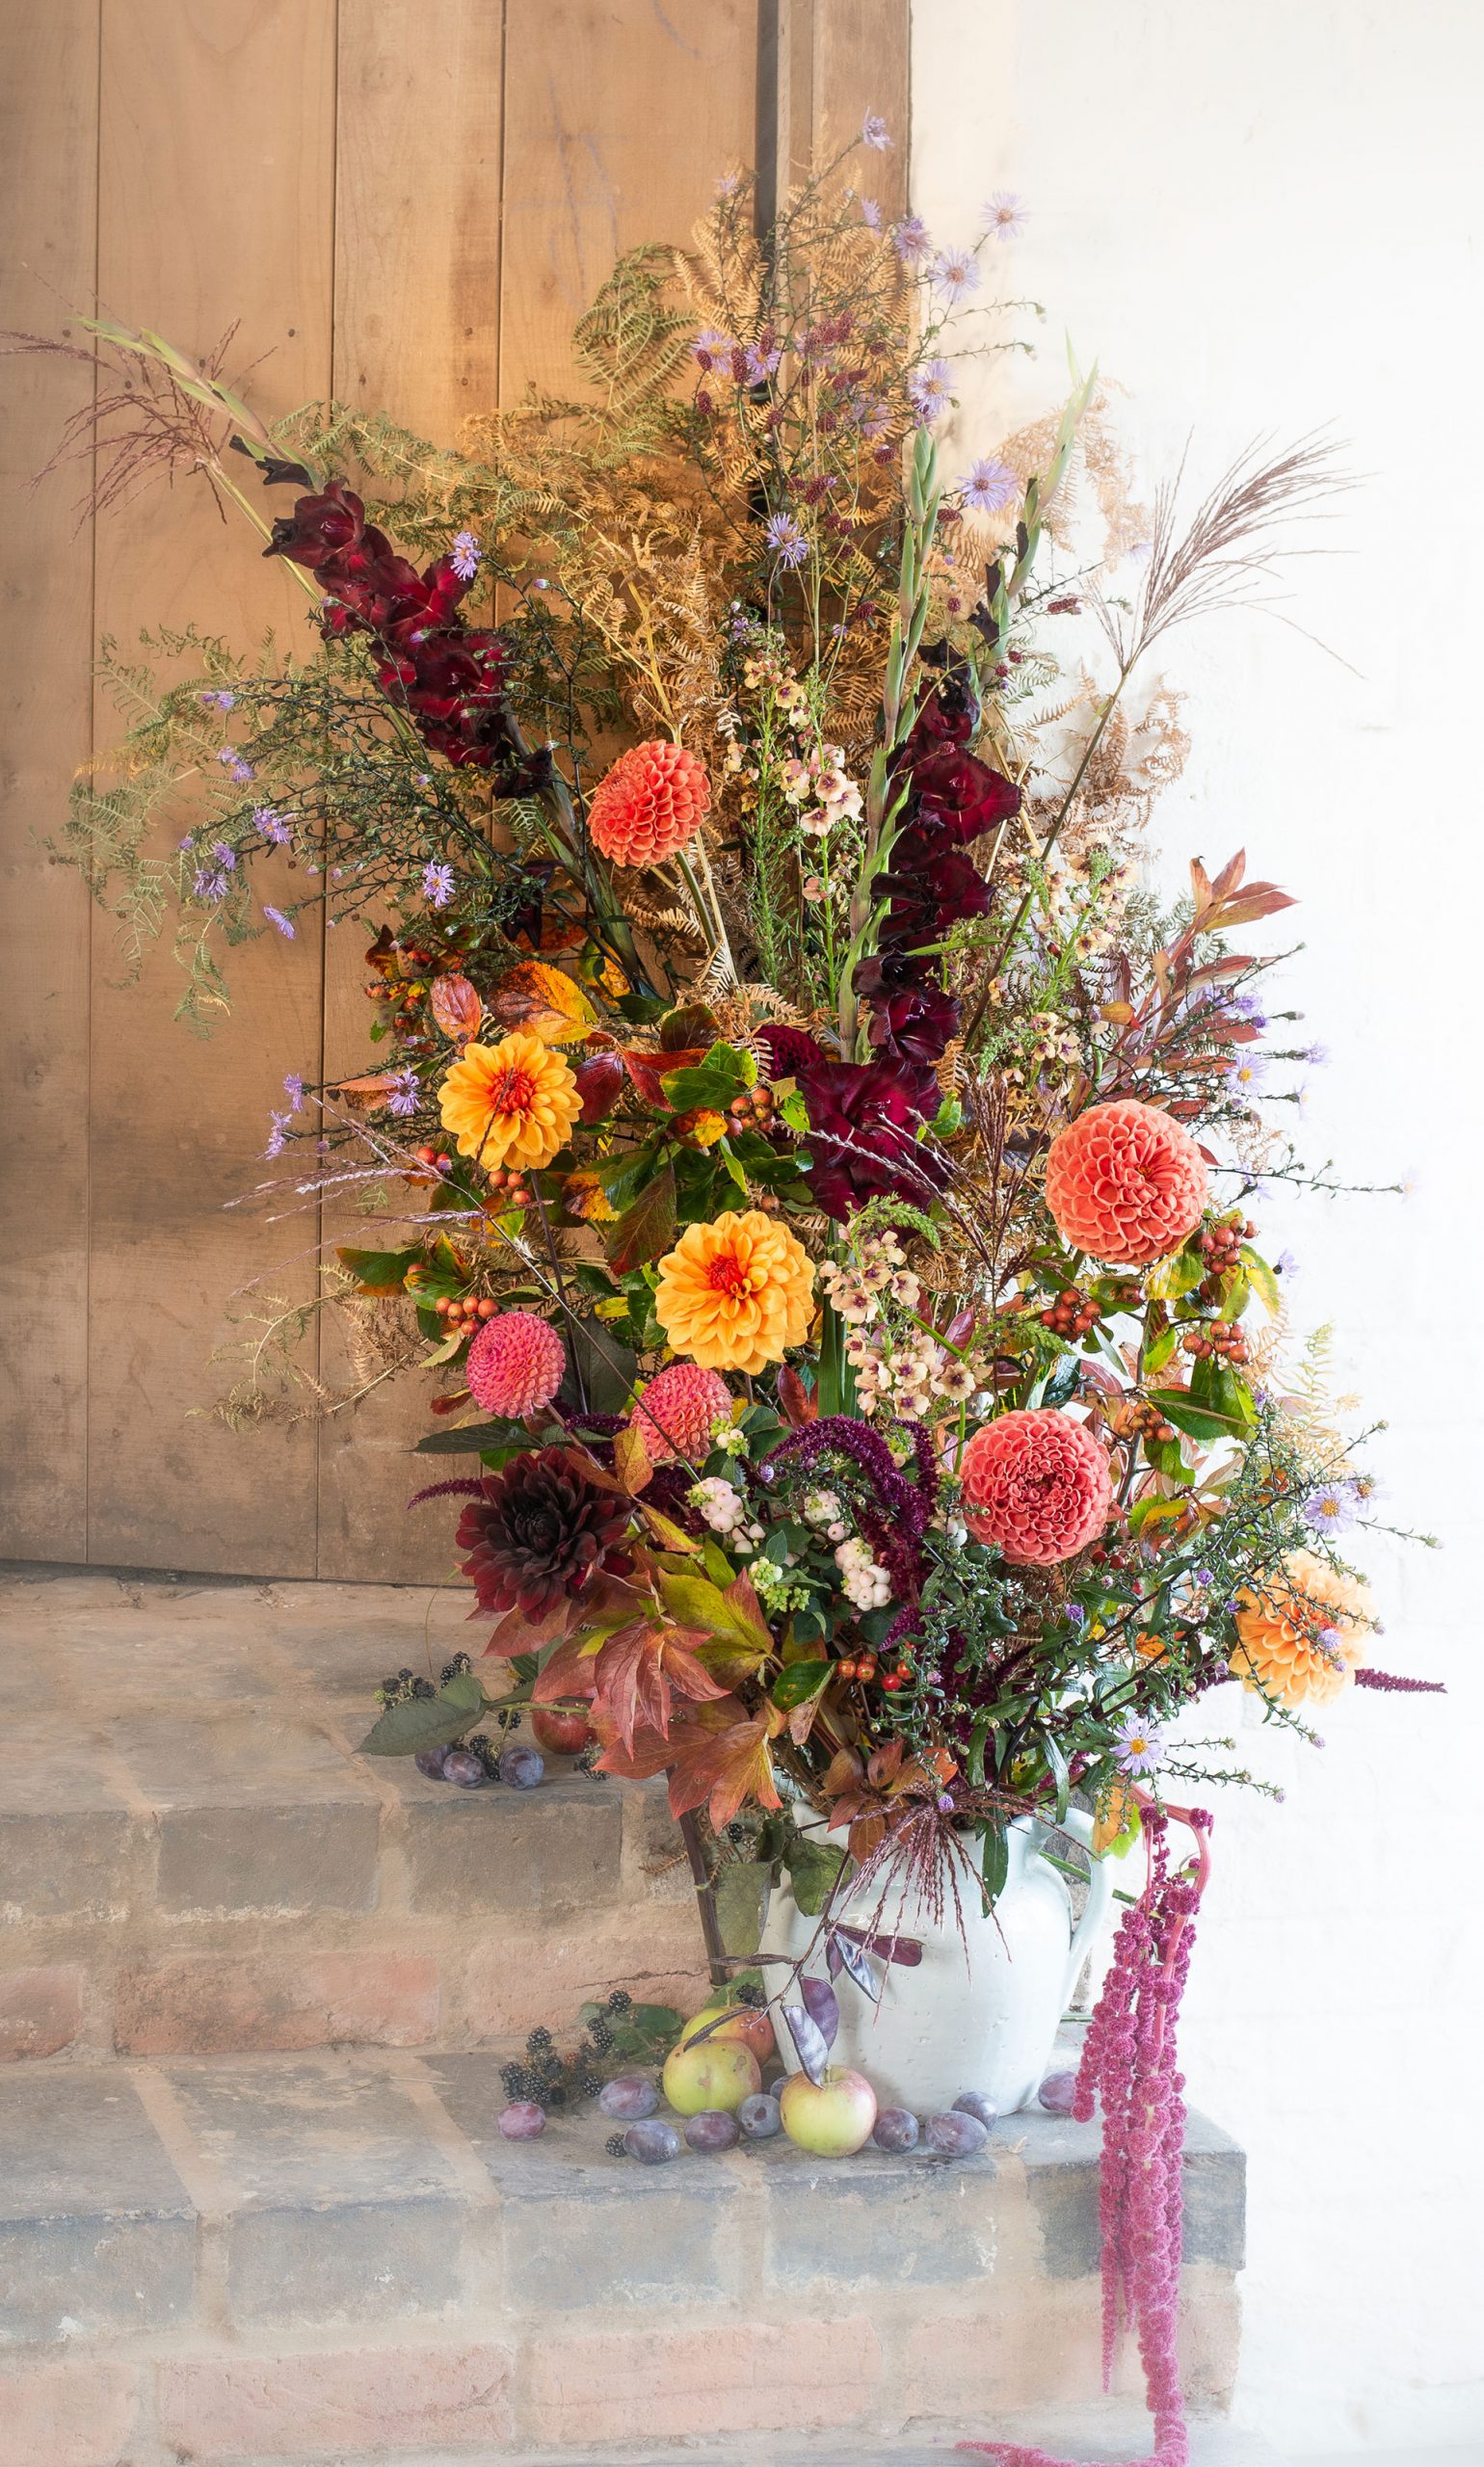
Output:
764,512,808,570
981,191,1028,243
1229,992,1267,1027
199,687,237,711
254,806,293,847
931,248,981,302
228,757,254,783
1303,1041,1331,1067
860,198,882,231
422,861,456,909
178,835,196,852
891,214,932,265
1114,1715,1165,1778
693,327,732,369
212,842,237,869
1303,1481,1361,1538
744,342,782,385
386,1067,421,1118
283,1074,305,1110
194,867,230,901
958,456,1017,516
861,111,892,151
264,1110,292,1160
1273,1248,1301,1287
1227,1053,1268,1101
716,170,740,198
907,357,954,420
450,530,481,583
263,907,296,940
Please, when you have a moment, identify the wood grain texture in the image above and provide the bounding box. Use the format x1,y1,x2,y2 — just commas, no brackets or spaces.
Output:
499,0,761,399
812,0,909,219
87,0,335,1574
316,0,508,1583
0,2,100,1560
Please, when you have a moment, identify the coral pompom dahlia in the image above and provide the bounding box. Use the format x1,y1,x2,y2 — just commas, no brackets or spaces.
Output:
438,1030,581,1170
1044,1098,1208,1265
1231,1550,1372,1709
629,1363,731,1465
654,1210,814,1375
960,1408,1113,1566
587,740,711,869
466,1311,566,1418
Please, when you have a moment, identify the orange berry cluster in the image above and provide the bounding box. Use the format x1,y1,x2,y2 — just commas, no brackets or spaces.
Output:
413,1142,453,1175
727,1086,776,1130
1180,1320,1250,1365
435,1294,498,1334
487,1165,534,1208
1198,1214,1257,1278
1041,1287,1099,1339
835,1652,914,1691
1128,1398,1179,1446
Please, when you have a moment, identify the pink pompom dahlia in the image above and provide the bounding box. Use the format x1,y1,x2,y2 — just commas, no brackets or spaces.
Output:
628,1362,731,1465
960,1408,1112,1566
587,740,711,869
465,1311,566,1418
1044,1098,1208,1265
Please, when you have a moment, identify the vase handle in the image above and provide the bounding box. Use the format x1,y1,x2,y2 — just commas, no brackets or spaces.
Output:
1055,1807,1116,2010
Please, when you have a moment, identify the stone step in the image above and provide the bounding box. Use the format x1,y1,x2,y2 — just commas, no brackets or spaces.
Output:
203,2430,1290,2467
0,1565,705,2060
0,2045,1244,2465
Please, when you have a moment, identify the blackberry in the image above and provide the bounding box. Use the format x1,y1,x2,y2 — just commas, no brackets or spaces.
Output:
606,1988,631,2013
398,1667,414,1684
605,2133,628,2158
411,1676,436,1699
575,1742,601,1774
589,2017,616,2056
577,2073,601,2100
736,1982,766,2009
526,2025,554,2055
499,2061,524,2097
726,1820,749,1846
439,1652,471,1685
545,2082,570,2109
464,1732,501,1778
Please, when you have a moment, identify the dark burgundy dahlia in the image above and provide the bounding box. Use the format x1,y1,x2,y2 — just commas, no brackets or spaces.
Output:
795,1056,947,1221
456,1448,630,1622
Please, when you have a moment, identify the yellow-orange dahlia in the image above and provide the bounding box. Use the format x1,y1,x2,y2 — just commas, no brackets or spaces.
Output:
1231,1550,1373,1710
438,1030,581,1172
588,740,710,869
654,1209,814,1374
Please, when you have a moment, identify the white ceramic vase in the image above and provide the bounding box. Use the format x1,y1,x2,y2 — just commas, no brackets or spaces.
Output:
757,1812,1113,2115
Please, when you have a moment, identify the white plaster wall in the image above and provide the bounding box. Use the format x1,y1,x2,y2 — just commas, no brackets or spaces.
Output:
911,5,1484,2454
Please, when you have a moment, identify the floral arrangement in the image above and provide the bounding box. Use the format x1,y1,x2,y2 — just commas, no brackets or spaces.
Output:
23,123,1441,2467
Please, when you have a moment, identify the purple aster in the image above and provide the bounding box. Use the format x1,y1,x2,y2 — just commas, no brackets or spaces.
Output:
1303,1041,1331,1066
693,326,732,369
891,214,932,265
450,530,481,583
263,906,296,940
422,861,456,909
744,343,782,385
764,512,808,570
1229,992,1267,1027
1314,1625,1348,1672
1273,1248,1301,1286
1113,1715,1165,1778
860,197,883,231
1227,1053,1268,1100
907,357,954,420
227,757,254,783
212,842,237,869
958,456,1017,516
264,1110,292,1160
716,170,740,198
194,867,230,901
931,247,981,301
199,687,237,711
283,1073,305,1110
253,805,293,846
216,746,240,768
178,834,196,852
1302,1481,1361,1538
861,111,892,151
981,191,1028,243
386,1067,420,1118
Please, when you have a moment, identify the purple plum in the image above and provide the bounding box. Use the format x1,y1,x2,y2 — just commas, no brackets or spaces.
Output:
1038,2070,1077,2115
738,2093,782,2139
871,2107,920,2153
623,2118,681,2164
598,2074,659,2122
684,2109,741,2153
497,2101,546,2140
952,2091,999,2133
923,2109,989,2159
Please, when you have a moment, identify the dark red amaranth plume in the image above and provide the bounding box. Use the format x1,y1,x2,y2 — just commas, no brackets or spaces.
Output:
1354,1666,1445,1693
962,1802,1212,2467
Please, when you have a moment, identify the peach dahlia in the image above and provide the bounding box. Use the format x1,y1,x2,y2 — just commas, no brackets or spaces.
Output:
654,1209,814,1375
629,1362,732,1465
959,1408,1113,1566
1044,1098,1208,1266
587,740,711,869
437,1030,581,1172
465,1311,567,1418
1231,1550,1373,1710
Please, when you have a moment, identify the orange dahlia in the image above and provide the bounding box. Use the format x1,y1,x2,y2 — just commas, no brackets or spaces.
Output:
588,740,711,869
959,1408,1113,1566
654,1209,814,1374
438,1030,581,1171
1044,1098,1208,1265
1231,1550,1373,1710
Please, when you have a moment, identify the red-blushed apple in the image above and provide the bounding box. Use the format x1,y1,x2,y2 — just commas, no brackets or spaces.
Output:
660,2036,761,2115
530,1705,595,1757
779,2066,878,2158
678,2000,776,2068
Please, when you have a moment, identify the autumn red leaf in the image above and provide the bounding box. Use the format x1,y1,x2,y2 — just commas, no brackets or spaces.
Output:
591,1620,728,1753
430,972,483,1043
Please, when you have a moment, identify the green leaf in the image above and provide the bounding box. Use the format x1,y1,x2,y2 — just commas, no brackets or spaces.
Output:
1144,1324,1179,1376
1146,1241,1206,1302
335,1245,420,1294
1240,1245,1282,1316
1040,1729,1072,1823
981,1819,1010,1906
772,1658,831,1710
660,1042,753,1112
786,1833,845,1917
606,1161,676,1278
358,1670,487,1759
713,1860,768,1957
413,1415,536,1455
657,1568,771,1658
1146,1386,1248,1444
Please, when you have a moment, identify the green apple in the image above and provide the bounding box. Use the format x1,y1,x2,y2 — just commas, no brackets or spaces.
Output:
661,2036,761,2116
677,2000,776,2068
779,2066,878,2158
